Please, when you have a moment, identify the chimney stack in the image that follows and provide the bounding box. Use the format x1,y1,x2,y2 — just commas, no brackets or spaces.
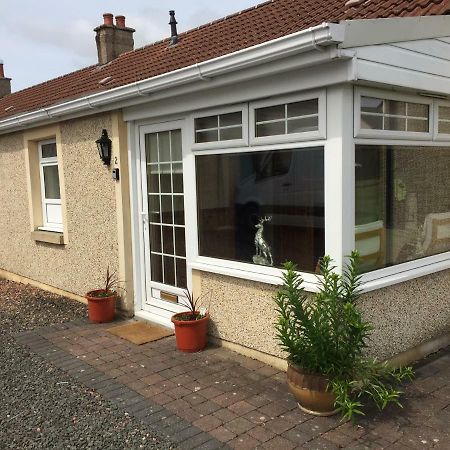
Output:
94,13,135,65
0,60,11,98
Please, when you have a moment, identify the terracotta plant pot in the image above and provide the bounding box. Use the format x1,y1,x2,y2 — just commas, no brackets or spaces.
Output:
171,312,209,352
287,362,338,416
86,290,116,323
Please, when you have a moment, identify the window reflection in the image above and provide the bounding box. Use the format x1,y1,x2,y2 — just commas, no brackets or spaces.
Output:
355,145,450,272
196,147,324,272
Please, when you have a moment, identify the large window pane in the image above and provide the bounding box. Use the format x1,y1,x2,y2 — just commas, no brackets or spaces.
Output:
196,147,324,272
355,145,450,273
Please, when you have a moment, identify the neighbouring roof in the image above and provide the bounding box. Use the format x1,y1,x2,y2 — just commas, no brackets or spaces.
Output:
0,0,449,121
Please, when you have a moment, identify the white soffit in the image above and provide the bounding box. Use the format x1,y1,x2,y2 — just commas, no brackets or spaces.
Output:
339,16,450,48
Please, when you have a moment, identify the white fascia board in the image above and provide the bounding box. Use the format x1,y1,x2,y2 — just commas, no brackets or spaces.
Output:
339,16,450,49
0,22,345,135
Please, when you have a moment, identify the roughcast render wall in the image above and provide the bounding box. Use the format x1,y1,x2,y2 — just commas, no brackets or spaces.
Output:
0,113,119,297
198,269,450,361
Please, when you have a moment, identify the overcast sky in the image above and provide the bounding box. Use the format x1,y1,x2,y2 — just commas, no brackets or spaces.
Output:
1,0,259,92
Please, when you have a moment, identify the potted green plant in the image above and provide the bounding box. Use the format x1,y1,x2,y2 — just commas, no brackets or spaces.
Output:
171,289,209,353
275,252,413,421
85,267,120,323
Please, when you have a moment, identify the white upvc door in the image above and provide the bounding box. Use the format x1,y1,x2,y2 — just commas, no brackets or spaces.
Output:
138,121,190,323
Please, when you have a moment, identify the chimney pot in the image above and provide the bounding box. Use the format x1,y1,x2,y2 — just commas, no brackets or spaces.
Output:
116,15,126,28
0,61,4,78
103,13,114,26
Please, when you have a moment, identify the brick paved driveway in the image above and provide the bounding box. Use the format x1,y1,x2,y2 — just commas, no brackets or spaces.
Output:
17,320,450,449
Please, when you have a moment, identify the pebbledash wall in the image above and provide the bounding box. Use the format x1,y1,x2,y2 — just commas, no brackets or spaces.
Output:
196,269,450,363
0,109,448,366
0,112,124,306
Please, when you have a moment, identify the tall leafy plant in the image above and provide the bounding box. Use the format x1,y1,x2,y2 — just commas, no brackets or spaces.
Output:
275,252,413,421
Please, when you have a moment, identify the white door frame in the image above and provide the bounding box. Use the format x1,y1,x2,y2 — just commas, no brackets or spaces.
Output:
130,118,192,327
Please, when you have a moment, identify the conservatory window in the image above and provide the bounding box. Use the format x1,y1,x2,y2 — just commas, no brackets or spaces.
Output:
254,99,319,137
194,111,243,143
196,146,325,273
355,145,450,273
360,96,429,133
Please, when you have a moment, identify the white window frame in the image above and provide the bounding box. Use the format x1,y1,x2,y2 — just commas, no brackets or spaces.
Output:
354,87,433,140
249,90,326,146
38,139,63,233
191,104,249,151
188,139,326,291
434,100,450,141
353,137,450,292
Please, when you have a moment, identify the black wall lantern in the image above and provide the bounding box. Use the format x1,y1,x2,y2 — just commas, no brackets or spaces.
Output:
96,129,112,166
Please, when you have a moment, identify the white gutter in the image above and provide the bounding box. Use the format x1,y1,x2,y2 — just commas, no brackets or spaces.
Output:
0,22,345,134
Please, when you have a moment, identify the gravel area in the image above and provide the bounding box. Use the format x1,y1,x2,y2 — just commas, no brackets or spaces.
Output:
0,280,175,450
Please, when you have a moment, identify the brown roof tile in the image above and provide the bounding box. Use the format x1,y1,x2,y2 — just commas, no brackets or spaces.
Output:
0,0,449,121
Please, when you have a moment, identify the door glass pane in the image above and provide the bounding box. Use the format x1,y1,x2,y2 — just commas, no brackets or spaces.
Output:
162,225,174,255
176,258,187,288
175,227,186,257
172,163,183,193
43,165,61,199
171,130,182,161
161,196,173,224
158,131,171,163
160,164,172,193
147,166,159,193
173,196,185,225
150,225,161,253
148,195,160,222
144,129,187,291
151,254,163,283
164,256,175,285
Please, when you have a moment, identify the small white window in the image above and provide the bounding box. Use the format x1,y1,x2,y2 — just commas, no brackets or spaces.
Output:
250,91,326,145
195,112,243,143
361,96,429,133
38,140,62,232
255,99,318,137
355,89,432,139
192,105,248,150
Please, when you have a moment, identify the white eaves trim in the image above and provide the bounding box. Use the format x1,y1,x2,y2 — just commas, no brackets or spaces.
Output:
0,22,345,135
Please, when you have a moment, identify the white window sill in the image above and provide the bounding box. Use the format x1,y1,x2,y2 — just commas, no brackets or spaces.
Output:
189,259,321,293
190,253,450,295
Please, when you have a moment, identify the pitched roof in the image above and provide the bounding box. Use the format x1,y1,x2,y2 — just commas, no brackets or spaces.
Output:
1,0,449,121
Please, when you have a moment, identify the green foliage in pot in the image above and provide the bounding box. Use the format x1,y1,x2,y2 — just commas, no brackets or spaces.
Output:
275,252,413,421
175,289,209,321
